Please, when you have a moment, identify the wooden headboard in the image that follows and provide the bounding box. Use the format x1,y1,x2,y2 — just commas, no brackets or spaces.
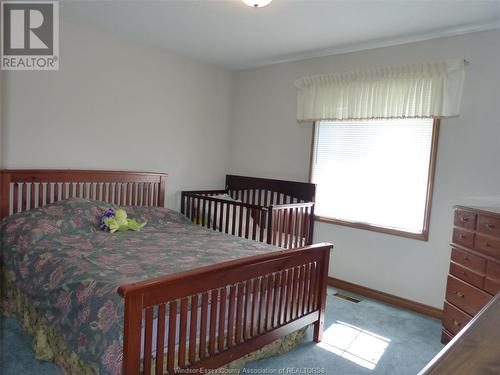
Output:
0,169,168,219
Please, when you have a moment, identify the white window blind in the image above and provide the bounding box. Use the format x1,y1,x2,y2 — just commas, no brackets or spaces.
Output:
311,119,435,234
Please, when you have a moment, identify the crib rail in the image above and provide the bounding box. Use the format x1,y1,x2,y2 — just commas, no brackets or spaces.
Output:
118,243,332,375
181,191,314,247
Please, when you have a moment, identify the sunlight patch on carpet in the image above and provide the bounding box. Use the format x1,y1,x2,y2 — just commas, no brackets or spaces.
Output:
317,321,390,370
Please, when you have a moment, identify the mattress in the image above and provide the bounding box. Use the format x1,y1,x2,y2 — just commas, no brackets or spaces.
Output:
0,198,282,375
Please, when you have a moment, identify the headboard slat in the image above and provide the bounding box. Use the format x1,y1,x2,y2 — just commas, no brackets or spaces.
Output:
0,170,168,219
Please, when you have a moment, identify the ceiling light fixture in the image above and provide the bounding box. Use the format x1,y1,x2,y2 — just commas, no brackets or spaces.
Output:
242,0,272,8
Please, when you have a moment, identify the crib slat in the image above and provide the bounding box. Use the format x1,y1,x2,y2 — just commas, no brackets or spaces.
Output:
225,201,230,234
189,295,198,365
218,201,224,232
54,183,60,202
209,289,218,355
143,307,153,375
179,298,188,367
236,283,244,343
218,287,226,351
272,272,281,328
227,285,236,348
199,293,209,359
167,301,177,374
156,304,166,375
283,209,289,248
238,205,243,237
207,198,212,229
245,206,250,239
297,265,306,317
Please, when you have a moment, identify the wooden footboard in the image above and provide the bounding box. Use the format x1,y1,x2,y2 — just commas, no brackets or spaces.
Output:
118,243,332,374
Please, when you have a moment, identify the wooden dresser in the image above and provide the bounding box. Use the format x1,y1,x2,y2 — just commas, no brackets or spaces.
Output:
441,205,500,343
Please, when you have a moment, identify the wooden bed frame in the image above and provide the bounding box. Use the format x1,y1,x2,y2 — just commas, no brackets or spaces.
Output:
181,175,316,248
0,169,332,375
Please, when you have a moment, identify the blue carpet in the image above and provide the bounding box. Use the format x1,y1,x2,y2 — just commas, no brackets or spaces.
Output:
0,287,444,374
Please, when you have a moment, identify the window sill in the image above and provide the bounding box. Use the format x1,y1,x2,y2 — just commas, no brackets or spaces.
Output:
314,215,429,241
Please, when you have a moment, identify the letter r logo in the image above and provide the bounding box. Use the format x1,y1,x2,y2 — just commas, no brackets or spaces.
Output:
2,2,54,55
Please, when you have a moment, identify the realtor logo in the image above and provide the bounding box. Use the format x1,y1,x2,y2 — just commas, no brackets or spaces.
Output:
1,0,59,70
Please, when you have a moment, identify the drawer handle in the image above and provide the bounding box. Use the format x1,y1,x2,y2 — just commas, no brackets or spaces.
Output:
485,243,492,248
460,217,470,223
454,291,465,298
461,270,467,277
459,234,467,239
486,223,495,230
452,319,462,327
464,256,470,262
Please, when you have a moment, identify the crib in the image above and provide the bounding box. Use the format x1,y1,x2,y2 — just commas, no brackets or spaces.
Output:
181,175,315,248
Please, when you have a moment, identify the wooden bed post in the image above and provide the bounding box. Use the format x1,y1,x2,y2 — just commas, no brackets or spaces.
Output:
0,170,10,219
121,292,143,375
158,175,167,208
313,248,330,343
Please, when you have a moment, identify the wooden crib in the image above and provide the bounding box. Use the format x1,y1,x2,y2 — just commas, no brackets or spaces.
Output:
181,175,315,248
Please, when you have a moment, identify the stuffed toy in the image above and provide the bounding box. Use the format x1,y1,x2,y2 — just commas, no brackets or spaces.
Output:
99,208,146,233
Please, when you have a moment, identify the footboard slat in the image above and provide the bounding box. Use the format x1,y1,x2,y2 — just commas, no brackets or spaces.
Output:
178,298,188,367
167,301,177,374
209,289,218,355
118,243,332,374
156,304,166,375
143,308,153,375
188,295,198,365
199,293,209,359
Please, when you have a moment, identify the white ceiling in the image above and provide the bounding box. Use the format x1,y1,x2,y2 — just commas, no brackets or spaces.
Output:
62,0,500,70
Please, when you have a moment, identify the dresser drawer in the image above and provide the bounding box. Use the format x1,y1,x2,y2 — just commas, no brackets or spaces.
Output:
449,262,484,289
450,248,486,273
486,260,500,280
484,278,500,295
452,228,475,249
454,209,477,231
446,275,492,316
442,301,472,335
477,214,500,238
474,234,500,259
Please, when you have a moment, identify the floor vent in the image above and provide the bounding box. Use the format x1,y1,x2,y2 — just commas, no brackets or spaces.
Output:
334,292,361,303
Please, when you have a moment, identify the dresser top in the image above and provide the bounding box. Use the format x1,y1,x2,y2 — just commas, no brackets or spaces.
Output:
454,205,500,217
418,294,500,375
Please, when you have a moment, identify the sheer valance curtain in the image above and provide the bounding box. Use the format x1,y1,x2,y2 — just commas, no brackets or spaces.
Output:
294,59,466,122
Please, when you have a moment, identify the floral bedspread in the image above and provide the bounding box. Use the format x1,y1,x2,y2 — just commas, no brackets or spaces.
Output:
0,198,280,374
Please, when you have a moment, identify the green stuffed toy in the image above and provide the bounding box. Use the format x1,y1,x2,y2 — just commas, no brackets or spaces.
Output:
99,208,146,233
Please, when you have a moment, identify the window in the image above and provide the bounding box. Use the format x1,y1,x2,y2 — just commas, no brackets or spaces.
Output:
310,118,439,240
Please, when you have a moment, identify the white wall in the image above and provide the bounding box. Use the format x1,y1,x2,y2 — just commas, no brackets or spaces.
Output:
230,29,500,308
2,20,234,208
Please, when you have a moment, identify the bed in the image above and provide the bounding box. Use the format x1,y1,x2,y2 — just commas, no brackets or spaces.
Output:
0,169,332,375
181,175,316,248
